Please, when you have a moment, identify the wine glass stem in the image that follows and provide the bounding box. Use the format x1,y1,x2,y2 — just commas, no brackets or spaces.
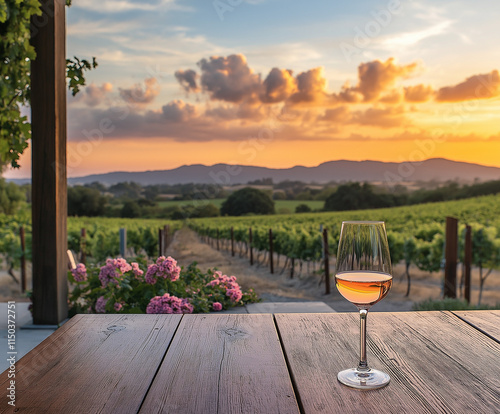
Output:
358,309,369,372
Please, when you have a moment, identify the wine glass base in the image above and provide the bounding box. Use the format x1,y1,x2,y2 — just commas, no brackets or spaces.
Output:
337,368,390,390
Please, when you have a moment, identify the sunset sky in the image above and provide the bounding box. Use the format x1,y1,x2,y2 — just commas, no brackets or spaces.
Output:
5,0,500,178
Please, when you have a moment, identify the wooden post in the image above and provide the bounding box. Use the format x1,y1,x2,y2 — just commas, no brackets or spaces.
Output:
464,225,472,303
31,0,68,324
80,228,86,265
216,229,220,251
230,227,235,257
249,227,253,265
290,257,295,279
19,227,26,294
119,228,127,258
444,217,458,298
158,228,164,257
269,229,274,274
323,228,330,295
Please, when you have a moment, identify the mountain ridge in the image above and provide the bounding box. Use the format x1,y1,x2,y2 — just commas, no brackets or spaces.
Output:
7,158,500,186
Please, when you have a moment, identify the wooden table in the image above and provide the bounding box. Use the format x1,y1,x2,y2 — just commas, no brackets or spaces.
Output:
1,311,499,413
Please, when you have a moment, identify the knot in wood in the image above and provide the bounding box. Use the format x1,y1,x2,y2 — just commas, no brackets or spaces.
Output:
107,325,126,332
223,327,249,339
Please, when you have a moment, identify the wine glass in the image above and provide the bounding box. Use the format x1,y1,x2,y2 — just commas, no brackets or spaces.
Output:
335,221,393,389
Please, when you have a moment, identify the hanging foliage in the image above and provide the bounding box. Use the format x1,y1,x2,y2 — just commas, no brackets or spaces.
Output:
0,0,96,168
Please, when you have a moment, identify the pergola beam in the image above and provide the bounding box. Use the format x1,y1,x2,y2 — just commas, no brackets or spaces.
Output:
31,0,68,324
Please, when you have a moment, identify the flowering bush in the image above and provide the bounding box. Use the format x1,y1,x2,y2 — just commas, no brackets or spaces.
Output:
68,256,259,315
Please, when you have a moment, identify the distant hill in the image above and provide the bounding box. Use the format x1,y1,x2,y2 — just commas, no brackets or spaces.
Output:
8,158,500,186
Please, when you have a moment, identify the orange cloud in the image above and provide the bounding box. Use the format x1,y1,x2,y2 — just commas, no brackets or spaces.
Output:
161,100,197,122
343,58,420,102
119,77,160,105
404,84,434,103
288,67,329,105
72,82,113,107
197,54,262,103
319,106,351,122
261,68,297,103
435,70,500,102
352,106,408,128
379,90,403,104
175,69,199,93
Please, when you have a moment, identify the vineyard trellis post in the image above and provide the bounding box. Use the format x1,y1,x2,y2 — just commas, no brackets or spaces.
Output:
464,225,472,303
231,227,234,257
119,228,127,258
158,228,164,257
20,226,26,294
249,227,253,265
323,227,330,295
31,0,68,324
444,217,458,298
217,229,220,251
80,228,86,265
269,229,274,274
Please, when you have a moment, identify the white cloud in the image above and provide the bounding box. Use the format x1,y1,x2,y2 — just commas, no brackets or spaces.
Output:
68,19,140,36
73,0,192,14
378,20,453,48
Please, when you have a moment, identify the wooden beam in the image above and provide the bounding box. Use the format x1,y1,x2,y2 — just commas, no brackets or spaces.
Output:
31,0,68,324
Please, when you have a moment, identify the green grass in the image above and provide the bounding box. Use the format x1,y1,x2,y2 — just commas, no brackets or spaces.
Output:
157,198,324,212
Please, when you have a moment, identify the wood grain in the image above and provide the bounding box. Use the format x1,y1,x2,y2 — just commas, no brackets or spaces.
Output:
275,311,500,414
140,313,299,414
452,310,500,343
30,0,69,324
0,314,181,414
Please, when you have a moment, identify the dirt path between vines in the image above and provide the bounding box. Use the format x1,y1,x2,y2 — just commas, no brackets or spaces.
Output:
166,228,419,312
166,227,500,312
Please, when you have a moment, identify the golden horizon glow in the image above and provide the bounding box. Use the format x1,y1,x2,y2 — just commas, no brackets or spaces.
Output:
5,136,500,179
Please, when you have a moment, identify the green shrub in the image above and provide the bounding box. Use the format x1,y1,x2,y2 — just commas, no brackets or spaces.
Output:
68,256,260,315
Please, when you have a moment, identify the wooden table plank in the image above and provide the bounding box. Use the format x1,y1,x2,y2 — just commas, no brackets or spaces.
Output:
452,310,500,342
0,314,182,414
140,313,299,414
275,311,500,414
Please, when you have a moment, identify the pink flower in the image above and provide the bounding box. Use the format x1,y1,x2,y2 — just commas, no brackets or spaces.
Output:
71,263,87,282
145,256,181,285
131,262,144,278
212,302,222,311
227,288,243,303
95,296,108,313
206,272,243,302
114,302,123,312
146,293,193,314
99,258,132,287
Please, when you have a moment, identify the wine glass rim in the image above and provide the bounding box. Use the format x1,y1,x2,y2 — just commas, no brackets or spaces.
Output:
342,221,385,224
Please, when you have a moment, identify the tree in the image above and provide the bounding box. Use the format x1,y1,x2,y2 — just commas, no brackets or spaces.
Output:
295,204,311,213
324,182,390,211
109,182,142,199
0,178,26,214
0,1,97,168
68,186,107,217
121,201,141,218
272,191,286,200
220,188,275,216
